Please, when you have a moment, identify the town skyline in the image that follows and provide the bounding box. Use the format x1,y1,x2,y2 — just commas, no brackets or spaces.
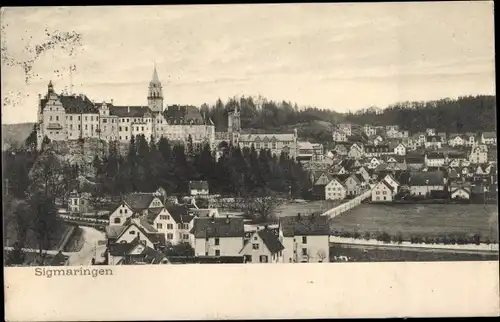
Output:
1,3,496,124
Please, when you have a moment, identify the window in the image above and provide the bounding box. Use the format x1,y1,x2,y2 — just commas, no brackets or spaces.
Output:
56,116,59,121
259,255,269,263
85,116,88,121
125,127,128,131
78,116,81,121
142,126,144,131
183,234,189,239
383,196,386,200
103,119,107,123
244,255,252,262
129,230,136,235
177,223,182,229
119,209,123,214
91,116,93,121
302,248,308,256
119,126,122,131
167,224,173,229
252,243,259,250
215,250,220,256
160,215,170,220
183,224,189,229
78,124,81,130
85,124,88,130
167,233,173,240
205,252,209,256
114,218,121,224
69,116,73,121
302,236,307,244
215,238,220,246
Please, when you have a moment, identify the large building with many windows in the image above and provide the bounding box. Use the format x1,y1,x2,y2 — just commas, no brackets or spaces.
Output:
214,105,299,158
35,66,215,150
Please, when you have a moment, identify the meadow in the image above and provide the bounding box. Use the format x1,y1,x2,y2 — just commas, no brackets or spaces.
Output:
329,203,498,242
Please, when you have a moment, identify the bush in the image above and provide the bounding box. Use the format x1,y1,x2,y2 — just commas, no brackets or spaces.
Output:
363,232,371,240
472,234,481,245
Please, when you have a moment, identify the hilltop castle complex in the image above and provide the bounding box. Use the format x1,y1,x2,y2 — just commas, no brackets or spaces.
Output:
35,65,298,157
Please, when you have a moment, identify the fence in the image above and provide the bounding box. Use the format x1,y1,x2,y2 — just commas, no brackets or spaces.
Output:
58,214,109,228
322,189,371,218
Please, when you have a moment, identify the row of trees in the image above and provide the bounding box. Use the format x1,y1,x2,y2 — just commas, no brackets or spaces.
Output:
91,134,312,201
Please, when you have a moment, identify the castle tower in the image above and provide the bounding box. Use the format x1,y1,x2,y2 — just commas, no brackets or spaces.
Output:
228,105,241,145
47,80,54,95
147,63,164,113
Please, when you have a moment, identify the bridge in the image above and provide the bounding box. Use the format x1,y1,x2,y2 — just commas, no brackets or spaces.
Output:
321,189,371,218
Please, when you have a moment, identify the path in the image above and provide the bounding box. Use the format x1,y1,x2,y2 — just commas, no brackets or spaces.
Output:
67,227,106,266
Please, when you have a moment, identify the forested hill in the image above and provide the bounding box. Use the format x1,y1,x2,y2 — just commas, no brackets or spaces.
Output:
343,95,497,133
201,95,496,139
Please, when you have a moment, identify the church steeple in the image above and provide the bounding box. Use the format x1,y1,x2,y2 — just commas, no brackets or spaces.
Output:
148,63,164,113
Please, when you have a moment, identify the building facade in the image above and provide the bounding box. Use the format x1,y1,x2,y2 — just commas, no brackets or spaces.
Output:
36,66,216,150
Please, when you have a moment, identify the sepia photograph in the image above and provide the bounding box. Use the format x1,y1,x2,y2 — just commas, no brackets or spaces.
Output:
2,2,498,320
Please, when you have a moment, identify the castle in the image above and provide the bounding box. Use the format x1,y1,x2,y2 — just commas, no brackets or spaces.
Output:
36,65,215,150
36,65,298,157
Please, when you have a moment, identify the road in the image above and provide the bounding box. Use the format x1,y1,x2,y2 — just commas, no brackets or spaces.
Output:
67,226,107,266
4,226,107,266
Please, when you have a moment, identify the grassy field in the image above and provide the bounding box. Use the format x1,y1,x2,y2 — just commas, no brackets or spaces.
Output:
329,204,498,242
275,200,344,217
330,244,499,262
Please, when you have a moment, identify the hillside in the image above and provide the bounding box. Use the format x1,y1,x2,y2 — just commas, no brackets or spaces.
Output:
1,122,35,150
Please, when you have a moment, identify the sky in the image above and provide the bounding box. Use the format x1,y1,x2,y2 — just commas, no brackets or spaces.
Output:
0,3,496,124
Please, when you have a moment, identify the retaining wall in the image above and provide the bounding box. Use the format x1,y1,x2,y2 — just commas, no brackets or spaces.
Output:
322,190,371,218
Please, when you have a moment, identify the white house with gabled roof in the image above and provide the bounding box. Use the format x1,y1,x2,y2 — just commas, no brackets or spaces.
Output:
325,178,346,200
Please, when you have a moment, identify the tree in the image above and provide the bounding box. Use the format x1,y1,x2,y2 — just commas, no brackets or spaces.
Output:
28,192,59,259
41,135,51,151
317,249,327,263
244,189,284,224
25,127,37,151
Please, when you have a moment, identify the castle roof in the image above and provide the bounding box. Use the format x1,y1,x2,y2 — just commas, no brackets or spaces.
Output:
163,105,205,124
110,106,151,118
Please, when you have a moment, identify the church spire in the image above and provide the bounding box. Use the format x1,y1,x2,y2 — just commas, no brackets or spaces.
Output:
151,62,160,84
